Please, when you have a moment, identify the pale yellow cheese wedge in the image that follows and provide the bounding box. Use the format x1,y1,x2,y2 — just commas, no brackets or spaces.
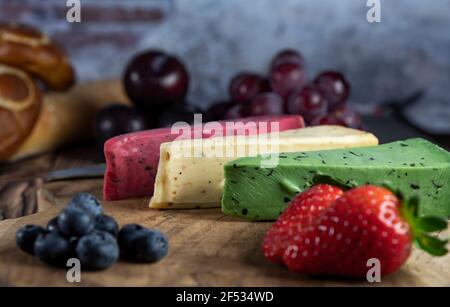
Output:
149,125,378,209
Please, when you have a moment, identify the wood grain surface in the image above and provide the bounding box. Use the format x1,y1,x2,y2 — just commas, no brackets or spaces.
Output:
0,77,448,286
0,144,102,220
0,178,449,287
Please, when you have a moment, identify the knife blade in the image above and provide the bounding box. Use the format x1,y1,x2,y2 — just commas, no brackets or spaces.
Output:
44,163,106,182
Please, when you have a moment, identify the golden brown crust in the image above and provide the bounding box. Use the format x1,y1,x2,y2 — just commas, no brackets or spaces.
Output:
0,64,42,161
8,80,131,162
0,22,74,90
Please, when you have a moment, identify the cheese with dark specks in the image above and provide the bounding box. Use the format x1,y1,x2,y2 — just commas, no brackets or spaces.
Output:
222,138,450,220
150,126,378,209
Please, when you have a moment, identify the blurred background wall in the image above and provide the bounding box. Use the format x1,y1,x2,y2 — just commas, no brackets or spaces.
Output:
1,0,449,132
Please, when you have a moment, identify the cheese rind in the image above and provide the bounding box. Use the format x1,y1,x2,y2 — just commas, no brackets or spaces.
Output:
149,126,378,209
221,138,450,220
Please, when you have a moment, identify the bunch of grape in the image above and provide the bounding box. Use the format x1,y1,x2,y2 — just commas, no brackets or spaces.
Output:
206,49,363,129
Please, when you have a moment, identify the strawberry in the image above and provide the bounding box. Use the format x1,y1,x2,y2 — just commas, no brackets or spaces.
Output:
281,185,448,277
262,184,344,263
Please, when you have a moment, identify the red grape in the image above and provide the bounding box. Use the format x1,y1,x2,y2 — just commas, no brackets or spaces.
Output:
224,104,248,120
286,85,328,122
94,104,150,150
314,71,350,108
229,73,268,105
331,105,363,129
310,114,345,126
270,62,305,97
310,105,363,129
259,77,272,92
123,50,189,111
205,101,235,121
156,104,200,127
270,49,304,70
248,93,284,116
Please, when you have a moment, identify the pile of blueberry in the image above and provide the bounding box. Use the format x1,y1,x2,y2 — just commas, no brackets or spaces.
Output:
16,193,168,270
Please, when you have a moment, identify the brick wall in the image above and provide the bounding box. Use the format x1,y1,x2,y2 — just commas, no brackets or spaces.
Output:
0,0,172,81
0,0,449,132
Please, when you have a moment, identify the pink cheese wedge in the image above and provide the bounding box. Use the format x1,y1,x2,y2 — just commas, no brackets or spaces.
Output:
103,115,305,200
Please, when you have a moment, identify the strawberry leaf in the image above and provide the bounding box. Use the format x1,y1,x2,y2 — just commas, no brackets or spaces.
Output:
400,196,448,257
406,196,419,218
416,234,448,256
415,216,448,232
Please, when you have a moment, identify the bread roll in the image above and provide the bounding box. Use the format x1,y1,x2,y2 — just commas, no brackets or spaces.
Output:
0,64,42,161
8,79,131,162
0,22,74,90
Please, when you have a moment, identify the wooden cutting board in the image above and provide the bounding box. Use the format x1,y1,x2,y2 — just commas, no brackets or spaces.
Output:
0,179,449,286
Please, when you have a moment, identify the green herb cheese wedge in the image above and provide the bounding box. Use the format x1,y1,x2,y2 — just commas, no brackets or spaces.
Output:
222,138,450,220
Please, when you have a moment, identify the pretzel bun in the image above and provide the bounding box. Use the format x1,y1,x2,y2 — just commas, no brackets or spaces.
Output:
0,64,42,160
0,22,74,90
8,80,131,162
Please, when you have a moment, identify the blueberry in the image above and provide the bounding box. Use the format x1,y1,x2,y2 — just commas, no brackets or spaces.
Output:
117,224,149,257
118,224,168,262
75,230,119,270
67,192,102,218
133,230,169,262
68,237,79,257
57,208,95,237
95,214,119,237
47,217,59,232
16,225,46,255
34,231,72,266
